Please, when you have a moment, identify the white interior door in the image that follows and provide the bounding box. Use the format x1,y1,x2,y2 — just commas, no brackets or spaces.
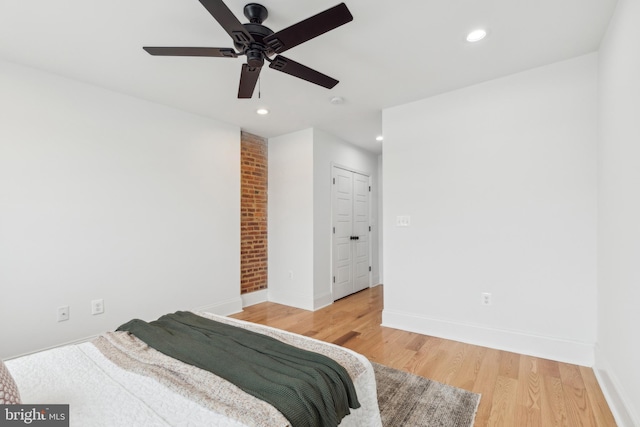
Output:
332,167,370,300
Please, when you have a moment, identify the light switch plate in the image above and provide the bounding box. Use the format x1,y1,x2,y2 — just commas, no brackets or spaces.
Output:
396,215,411,227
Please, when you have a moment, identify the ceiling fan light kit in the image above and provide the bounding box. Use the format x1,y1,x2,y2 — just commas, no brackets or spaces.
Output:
143,1,353,99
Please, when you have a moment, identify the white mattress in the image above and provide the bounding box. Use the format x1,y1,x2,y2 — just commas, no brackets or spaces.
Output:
6,317,381,427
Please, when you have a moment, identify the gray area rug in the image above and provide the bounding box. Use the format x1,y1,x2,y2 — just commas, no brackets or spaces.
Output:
373,362,481,427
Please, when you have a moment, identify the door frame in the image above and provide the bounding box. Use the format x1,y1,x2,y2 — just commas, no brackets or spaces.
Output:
330,163,372,301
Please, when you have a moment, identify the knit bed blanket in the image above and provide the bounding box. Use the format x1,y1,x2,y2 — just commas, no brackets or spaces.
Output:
114,311,360,427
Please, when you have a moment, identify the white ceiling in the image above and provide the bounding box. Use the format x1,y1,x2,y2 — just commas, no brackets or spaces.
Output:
0,0,617,153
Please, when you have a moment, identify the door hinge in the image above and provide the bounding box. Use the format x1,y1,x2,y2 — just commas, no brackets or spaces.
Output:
333,276,336,283
333,227,335,234
333,178,335,184
369,266,372,272
369,226,371,232
369,185,371,192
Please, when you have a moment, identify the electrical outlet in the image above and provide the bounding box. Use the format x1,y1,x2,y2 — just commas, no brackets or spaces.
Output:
57,306,69,322
288,271,294,279
91,299,104,315
481,292,492,306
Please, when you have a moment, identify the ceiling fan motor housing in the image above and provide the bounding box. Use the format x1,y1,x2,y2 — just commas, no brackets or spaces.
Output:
234,22,275,59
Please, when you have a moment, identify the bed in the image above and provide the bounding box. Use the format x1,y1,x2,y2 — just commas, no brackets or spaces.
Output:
3,312,382,427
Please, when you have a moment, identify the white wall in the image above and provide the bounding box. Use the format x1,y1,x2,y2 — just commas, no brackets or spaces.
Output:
596,0,640,424
267,129,315,309
268,128,379,310
0,60,241,359
313,129,380,308
382,53,598,365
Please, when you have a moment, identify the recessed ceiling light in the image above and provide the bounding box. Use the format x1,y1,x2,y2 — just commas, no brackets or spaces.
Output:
466,29,487,43
256,108,269,115
376,135,384,142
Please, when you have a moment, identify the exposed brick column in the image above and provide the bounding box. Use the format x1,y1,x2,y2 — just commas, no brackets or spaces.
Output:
240,131,268,294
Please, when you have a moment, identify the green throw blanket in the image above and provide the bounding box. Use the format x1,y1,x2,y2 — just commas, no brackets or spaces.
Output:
117,312,360,427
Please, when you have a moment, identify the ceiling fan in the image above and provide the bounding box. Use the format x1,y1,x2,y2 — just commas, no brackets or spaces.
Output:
143,1,353,99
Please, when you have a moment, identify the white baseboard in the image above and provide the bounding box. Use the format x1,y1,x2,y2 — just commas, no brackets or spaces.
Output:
241,289,268,307
5,334,99,361
194,296,243,316
313,292,333,311
382,309,594,366
268,289,314,311
239,289,332,311
594,345,639,427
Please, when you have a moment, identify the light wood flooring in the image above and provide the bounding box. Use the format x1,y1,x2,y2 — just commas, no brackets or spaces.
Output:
231,285,617,426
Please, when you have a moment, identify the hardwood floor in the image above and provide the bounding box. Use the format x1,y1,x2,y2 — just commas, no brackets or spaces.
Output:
231,285,617,426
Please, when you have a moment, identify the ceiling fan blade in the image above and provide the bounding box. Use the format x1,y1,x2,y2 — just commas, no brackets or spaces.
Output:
197,0,254,45
143,47,238,57
263,3,353,54
269,55,338,89
238,64,262,98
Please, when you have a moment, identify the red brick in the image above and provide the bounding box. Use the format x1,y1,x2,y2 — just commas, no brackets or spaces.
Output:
241,131,268,295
